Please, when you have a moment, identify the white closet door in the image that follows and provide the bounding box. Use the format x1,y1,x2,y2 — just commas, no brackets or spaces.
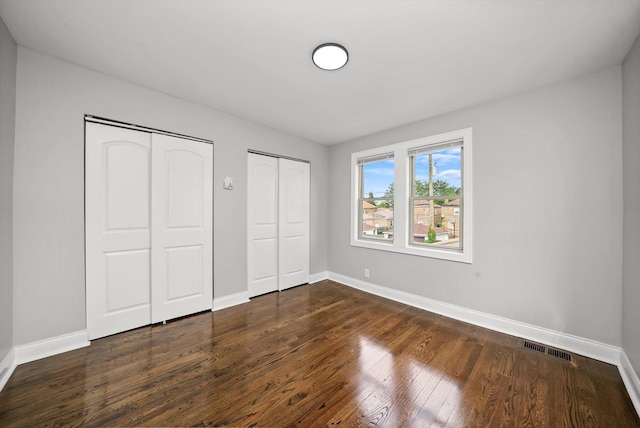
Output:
247,153,279,297
151,134,213,323
86,123,152,340
278,158,310,290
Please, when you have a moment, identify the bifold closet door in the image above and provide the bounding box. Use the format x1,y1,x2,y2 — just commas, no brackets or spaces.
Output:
247,153,309,298
86,122,213,340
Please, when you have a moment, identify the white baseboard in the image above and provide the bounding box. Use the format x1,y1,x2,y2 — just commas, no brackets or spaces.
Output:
620,351,640,416
327,272,622,365
213,291,250,311
0,348,16,392
14,330,89,366
0,330,89,393
309,271,329,284
212,273,328,311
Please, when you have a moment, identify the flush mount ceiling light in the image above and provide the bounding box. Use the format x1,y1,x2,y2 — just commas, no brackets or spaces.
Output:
312,43,349,71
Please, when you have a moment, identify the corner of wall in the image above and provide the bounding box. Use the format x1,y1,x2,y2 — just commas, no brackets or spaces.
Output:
620,350,640,418
0,12,17,370
622,31,640,388
0,331,90,394
0,347,16,392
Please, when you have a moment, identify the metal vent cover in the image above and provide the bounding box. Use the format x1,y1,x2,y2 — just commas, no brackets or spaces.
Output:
523,341,546,353
523,340,573,362
548,347,572,362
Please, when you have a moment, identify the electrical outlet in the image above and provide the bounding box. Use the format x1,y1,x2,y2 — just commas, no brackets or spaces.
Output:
364,268,370,278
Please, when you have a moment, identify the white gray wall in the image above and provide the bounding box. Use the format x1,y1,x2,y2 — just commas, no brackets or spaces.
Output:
328,67,623,346
12,47,329,346
0,15,16,365
623,34,640,376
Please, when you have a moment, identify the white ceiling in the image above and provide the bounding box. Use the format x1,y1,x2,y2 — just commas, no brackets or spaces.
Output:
1,0,639,145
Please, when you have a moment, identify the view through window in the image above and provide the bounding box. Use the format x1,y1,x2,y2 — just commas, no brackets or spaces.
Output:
359,156,394,241
410,143,462,250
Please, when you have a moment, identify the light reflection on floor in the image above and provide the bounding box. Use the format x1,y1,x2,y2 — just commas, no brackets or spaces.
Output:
356,336,462,426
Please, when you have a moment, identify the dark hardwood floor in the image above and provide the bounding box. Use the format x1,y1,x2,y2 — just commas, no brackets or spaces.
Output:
0,280,638,427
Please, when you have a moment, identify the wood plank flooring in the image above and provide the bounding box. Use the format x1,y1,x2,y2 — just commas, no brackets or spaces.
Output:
0,280,638,427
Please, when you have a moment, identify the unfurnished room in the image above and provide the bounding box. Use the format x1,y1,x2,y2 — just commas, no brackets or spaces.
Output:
1,1,640,426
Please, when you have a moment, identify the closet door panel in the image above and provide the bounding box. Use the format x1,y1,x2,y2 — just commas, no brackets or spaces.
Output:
104,250,150,311
86,123,152,340
166,150,203,228
105,143,150,229
151,134,213,323
278,158,310,291
247,154,279,297
166,245,203,299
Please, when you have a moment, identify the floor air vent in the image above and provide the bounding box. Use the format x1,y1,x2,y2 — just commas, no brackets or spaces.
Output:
523,341,546,353
523,340,573,362
548,348,572,362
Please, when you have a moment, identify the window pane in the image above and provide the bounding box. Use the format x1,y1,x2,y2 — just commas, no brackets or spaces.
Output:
413,147,461,198
362,159,394,199
411,198,461,249
362,199,393,241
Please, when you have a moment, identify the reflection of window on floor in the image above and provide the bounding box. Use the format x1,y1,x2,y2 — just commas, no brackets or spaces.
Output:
356,337,461,426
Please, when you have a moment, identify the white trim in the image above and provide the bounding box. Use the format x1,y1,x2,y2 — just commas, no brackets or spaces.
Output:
620,351,640,416
309,271,329,284
0,331,90,393
212,291,250,311
327,272,621,364
13,330,90,366
0,348,16,392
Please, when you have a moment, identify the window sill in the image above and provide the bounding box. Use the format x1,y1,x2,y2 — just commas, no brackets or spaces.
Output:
351,238,472,264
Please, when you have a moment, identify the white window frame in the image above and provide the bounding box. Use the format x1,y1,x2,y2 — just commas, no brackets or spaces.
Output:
350,128,473,263
356,153,395,243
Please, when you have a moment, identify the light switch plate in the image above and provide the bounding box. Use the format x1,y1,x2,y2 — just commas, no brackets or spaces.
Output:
223,176,234,190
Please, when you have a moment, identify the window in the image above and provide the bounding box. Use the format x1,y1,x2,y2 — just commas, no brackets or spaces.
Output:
409,141,462,249
351,128,472,263
358,155,394,241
